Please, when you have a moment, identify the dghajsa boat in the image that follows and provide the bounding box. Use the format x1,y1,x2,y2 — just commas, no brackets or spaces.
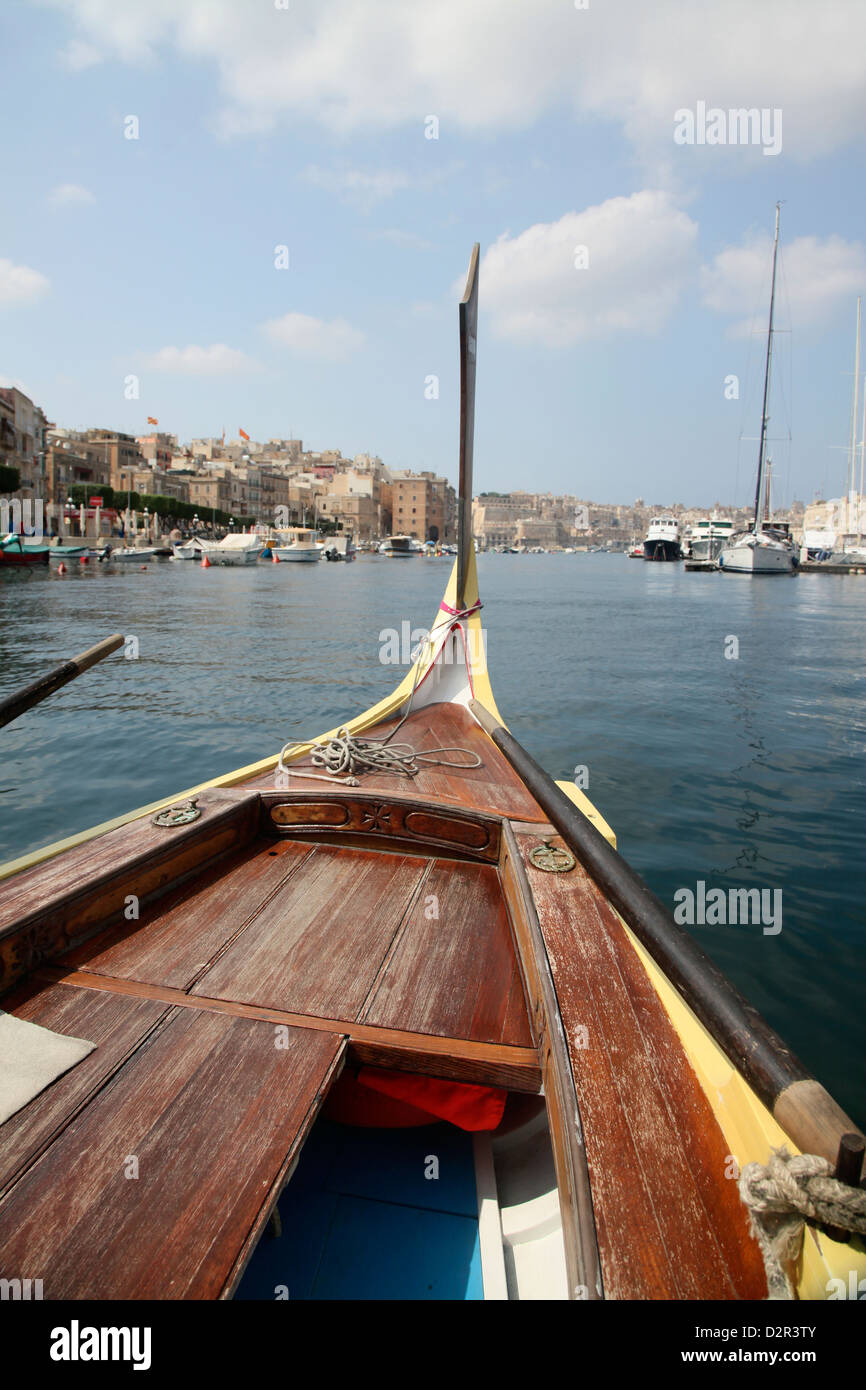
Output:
0,248,863,1302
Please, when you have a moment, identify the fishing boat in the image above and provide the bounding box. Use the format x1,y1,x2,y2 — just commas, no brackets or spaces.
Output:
719,206,797,576
0,534,49,567
0,246,864,1303
272,527,323,563
642,517,682,561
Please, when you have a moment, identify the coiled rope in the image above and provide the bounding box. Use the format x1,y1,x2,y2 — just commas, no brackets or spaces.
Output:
276,603,483,787
739,1148,866,1299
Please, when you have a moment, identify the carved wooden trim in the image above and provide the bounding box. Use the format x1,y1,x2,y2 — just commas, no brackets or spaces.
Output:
261,790,500,863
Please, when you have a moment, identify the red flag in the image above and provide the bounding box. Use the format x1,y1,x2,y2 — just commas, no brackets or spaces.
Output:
239,427,250,441
147,416,158,426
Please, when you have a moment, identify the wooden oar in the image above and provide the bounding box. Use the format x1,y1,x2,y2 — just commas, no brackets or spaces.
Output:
0,634,125,730
469,697,865,1179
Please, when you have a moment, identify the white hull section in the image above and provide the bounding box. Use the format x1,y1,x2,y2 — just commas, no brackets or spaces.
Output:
272,547,321,562
719,535,795,573
206,548,261,566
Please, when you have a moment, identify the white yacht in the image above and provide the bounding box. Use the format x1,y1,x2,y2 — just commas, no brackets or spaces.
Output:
380,535,417,557
719,206,797,577
272,527,324,563
642,517,682,561
685,517,734,562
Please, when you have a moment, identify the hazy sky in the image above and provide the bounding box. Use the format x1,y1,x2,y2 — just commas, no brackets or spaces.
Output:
3,0,866,508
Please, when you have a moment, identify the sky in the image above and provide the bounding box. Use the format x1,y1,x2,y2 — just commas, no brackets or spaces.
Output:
2,0,866,508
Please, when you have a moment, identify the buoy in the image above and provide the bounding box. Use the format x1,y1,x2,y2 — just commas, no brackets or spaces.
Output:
272,549,279,563
79,555,88,565
57,563,67,574
140,565,148,572
201,554,211,568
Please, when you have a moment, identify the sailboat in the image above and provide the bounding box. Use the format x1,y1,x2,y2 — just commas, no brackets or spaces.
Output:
829,298,866,565
719,204,798,575
0,246,863,1302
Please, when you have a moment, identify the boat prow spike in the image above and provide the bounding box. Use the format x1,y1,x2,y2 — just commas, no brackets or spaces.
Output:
456,243,480,610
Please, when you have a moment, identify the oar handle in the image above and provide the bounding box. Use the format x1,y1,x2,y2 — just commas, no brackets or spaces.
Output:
469,697,864,1175
0,634,125,730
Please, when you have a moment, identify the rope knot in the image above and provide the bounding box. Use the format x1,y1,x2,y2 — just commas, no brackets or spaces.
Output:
739,1146,866,1299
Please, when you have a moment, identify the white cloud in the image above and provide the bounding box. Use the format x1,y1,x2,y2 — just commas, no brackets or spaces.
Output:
0,258,50,307
145,343,253,374
479,192,699,347
47,183,95,207
262,312,365,361
701,231,866,336
302,166,410,209
38,0,866,162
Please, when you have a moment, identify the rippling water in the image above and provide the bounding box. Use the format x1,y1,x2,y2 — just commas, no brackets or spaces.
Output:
1,553,864,1123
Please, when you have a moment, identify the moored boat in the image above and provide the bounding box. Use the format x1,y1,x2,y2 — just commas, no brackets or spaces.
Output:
272,527,324,562
719,206,797,577
0,534,49,567
201,531,263,566
380,534,417,557
642,516,682,560
0,246,863,1303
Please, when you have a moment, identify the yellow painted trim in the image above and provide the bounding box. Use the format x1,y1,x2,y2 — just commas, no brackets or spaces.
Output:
621,919,866,1299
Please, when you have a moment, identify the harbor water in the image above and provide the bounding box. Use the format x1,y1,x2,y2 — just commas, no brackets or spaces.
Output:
1,552,863,1125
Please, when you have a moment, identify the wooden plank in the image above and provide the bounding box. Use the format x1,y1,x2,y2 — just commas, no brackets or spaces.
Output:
0,1010,345,1299
362,859,534,1047
35,966,542,1092
499,823,603,1300
513,828,767,1300
0,982,170,1198
191,845,428,1020
61,838,313,990
0,789,261,996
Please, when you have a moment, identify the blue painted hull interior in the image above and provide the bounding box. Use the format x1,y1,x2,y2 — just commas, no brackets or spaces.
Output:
235,1119,484,1301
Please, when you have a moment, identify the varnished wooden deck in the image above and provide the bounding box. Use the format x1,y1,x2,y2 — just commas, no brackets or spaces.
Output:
0,701,766,1300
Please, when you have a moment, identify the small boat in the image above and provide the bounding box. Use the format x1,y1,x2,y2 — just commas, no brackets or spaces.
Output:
48,543,110,564
627,537,644,558
642,517,682,561
719,206,797,577
0,246,863,1303
380,535,417,557
0,535,49,567
323,534,356,562
172,537,209,561
104,544,159,564
201,532,263,567
272,527,324,563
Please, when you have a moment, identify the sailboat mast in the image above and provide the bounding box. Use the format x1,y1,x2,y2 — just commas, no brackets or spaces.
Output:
753,203,781,533
859,362,866,542
847,297,861,541
456,243,479,609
